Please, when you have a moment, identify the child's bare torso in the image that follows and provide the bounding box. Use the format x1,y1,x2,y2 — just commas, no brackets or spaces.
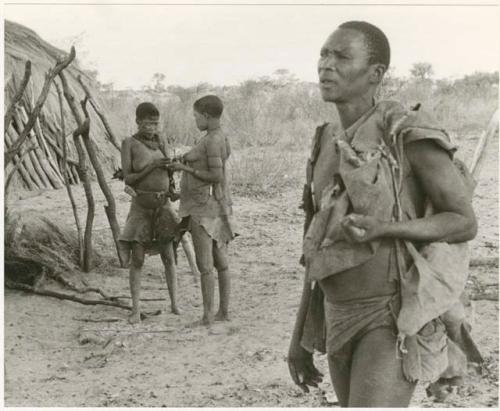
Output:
129,138,170,192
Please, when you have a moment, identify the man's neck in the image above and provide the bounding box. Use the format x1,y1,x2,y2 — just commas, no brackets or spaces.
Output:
335,94,375,130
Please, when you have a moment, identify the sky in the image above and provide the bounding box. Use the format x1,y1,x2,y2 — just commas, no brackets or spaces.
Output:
4,1,500,89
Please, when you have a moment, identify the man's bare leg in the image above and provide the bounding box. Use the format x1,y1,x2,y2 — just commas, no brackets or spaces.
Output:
213,241,230,321
160,242,180,315
181,233,200,283
128,243,145,324
328,348,352,407
348,327,416,406
190,221,215,325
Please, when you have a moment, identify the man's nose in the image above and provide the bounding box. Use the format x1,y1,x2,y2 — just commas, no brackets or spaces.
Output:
318,56,336,73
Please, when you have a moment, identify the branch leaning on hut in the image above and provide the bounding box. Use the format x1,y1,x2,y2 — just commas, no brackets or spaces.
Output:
4,47,76,165
25,81,65,185
80,97,125,267
4,145,36,201
54,78,85,268
59,70,96,272
77,75,121,151
4,60,31,132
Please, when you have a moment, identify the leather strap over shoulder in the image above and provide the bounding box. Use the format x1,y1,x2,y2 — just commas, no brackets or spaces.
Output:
306,122,329,186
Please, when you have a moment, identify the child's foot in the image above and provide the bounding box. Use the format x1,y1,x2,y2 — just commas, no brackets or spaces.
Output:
185,316,213,328
171,306,181,315
128,311,141,324
215,311,230,322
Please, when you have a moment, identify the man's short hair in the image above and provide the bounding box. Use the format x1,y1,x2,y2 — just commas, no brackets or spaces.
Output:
136,102,159,120
339,21,390,69
193,95,224,118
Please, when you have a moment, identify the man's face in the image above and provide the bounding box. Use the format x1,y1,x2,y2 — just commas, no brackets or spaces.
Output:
193,110,208,131
137,115,159,137
318,28,374,103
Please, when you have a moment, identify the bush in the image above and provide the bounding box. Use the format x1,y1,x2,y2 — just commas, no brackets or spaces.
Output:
100,71,498,196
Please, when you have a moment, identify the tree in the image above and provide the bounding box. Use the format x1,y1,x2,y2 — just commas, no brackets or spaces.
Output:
151,73,167,93
410,62,434,81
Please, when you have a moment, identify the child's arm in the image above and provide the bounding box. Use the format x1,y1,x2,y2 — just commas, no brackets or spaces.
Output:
169,138,224,184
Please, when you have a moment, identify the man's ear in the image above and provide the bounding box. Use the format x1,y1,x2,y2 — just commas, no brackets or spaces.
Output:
135,118,140,126
369,64,386,85
203,112,210,120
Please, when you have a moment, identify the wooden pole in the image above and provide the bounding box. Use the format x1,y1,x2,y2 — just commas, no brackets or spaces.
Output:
4,128,38,190
54,79,85,268
4,146,36,194
77,75,121,151
17,105,64,188
5,47,76,165
11,110,52,189
4,60,31,132
59,71,95,272
80,98,125,268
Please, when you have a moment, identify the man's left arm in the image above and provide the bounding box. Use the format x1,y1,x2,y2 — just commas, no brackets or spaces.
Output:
343,139,478,244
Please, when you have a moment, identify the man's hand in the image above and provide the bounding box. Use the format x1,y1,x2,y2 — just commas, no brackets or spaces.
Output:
287,342,323,393
341,213,386,243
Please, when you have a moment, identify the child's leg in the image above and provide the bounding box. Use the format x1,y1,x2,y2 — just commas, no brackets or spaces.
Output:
160,241,180,315
213,241,230,321
129,242,145,324
190,221,215,325
118,241,131,268
348,327,416,407
181,232,200,282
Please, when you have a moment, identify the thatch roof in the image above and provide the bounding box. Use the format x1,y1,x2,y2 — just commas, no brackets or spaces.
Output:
4,20,121,194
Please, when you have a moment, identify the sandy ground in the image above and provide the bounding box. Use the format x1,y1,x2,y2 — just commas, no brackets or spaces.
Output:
4,134,498,407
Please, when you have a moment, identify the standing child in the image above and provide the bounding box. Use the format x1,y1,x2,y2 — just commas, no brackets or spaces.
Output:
119,102,180,323
169,95,236,325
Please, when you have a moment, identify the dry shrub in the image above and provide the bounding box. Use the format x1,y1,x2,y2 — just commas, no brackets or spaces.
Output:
4,211,102,282
229,148,307,196
100,72,497,198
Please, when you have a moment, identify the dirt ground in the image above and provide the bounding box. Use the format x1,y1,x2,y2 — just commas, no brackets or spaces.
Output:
4,134,498,407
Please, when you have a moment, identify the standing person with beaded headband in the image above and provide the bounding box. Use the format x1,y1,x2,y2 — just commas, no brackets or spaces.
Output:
287,21,481,407
168,95,236,326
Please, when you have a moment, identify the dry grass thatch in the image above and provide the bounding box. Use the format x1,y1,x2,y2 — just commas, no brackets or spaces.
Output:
4,20,121,195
